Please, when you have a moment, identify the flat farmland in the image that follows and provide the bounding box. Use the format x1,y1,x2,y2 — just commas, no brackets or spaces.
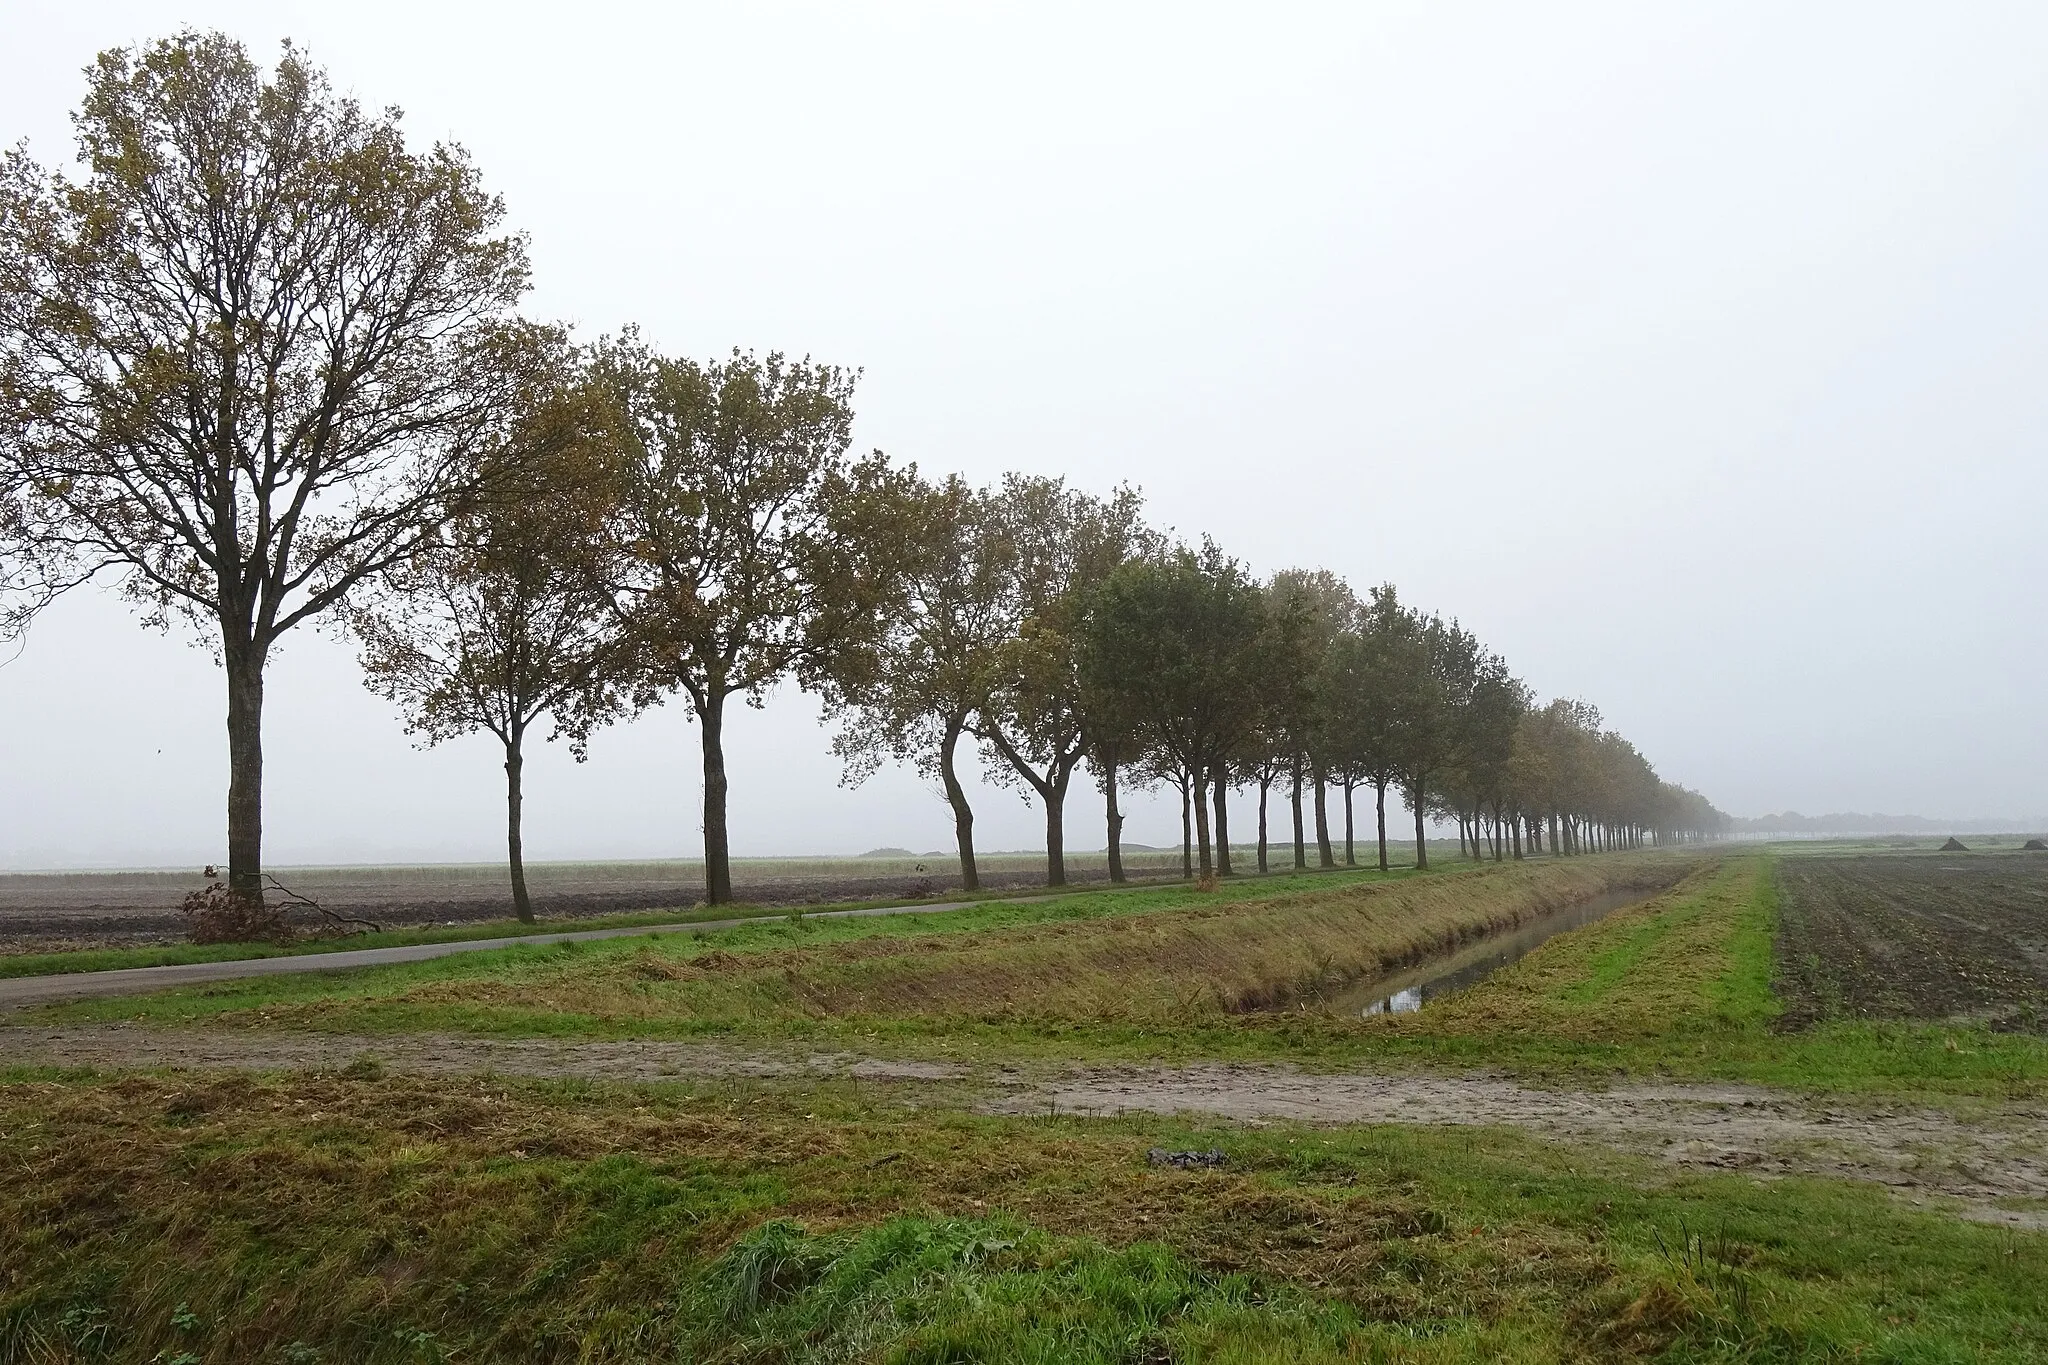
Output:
1774,853,2048,1031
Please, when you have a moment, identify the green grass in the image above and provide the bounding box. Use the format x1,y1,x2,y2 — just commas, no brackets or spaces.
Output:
0,905,773,979
21,857,1662,1038
8,851,2048,1359
1,1067,2042,1363
1369,856,2048,1096
27,853,2046,1103
0,862,1403,979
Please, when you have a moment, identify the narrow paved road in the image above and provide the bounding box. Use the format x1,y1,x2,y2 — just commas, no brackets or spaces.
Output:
0,896,1044,1009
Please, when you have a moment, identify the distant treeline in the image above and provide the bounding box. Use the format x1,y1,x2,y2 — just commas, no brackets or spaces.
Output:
0,33,1728,923
1730,813,2045,836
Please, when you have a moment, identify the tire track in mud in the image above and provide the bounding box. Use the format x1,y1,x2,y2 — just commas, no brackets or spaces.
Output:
6,1023,2045,1227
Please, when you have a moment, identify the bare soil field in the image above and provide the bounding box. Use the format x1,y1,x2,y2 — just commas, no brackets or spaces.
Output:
0,851,1189,953
1775,853,2048,1032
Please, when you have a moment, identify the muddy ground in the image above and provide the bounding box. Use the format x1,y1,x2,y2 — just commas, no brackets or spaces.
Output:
1775,854,2048,1032
6,1023,2043,1227
0,853,1189,954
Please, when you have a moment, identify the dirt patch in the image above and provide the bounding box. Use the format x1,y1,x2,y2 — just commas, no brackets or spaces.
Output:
1774,855,2048,1032
0,1023,967,1084
982,1062,2048,1227
8,1023,2045,1226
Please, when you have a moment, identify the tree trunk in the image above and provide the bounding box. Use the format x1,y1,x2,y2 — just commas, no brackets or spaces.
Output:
1103,752,1125,885
1193,766,1214,877
1550,810,1561,857
698,687,734,905
1290,760,1306,872
1257,776,1270,874
1343,779,1355,866
977,724,1075,887
1375,779,1390,871
939,713,980,892
1212,768,1232,876
1457,817,1468,860
1411,787,1430,870
505,729,533,924
223,638,267,902
1044,765,1070,887
1313,768,1333,869
1511,812,1523,860
1180,773,1193,879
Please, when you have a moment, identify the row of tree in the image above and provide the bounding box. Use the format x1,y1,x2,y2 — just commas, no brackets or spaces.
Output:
0,34,1724,921
828,506,1727,896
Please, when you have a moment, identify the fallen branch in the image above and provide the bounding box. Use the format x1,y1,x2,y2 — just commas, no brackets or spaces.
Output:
264,875,384,935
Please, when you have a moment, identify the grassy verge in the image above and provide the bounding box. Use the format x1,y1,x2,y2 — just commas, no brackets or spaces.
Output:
30,853,2041,1098
0,863,1402,980
24,857,1682,1036
0,1068,2041,1363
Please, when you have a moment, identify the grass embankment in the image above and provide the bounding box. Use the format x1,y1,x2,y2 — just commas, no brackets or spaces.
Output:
32,852,2041,1096
1,1068,2041,1363
28,857,1686,1040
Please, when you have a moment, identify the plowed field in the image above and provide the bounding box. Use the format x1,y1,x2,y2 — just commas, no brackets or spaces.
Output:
1774,854,2048,1031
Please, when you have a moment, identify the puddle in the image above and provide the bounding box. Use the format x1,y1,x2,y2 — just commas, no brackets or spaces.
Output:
1317,886,1666,1015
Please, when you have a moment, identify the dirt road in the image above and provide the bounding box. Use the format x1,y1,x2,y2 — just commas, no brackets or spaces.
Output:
6,1023,2042,1226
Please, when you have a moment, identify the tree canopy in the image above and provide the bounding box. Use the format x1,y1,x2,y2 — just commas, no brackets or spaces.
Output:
0,31,537,897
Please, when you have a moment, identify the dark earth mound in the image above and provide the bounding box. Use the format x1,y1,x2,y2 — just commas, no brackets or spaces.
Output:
2024,839,2047,851
1939,836,1969,851
1773,855,2048,1032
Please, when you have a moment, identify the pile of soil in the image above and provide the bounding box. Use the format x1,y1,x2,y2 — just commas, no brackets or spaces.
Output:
1938,837,1969,852
2023,839,2047,851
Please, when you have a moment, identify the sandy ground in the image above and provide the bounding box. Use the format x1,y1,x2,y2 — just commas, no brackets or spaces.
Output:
6,1023,2043,1227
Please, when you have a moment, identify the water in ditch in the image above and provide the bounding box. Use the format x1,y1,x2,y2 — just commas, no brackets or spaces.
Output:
1318,884,1667,1016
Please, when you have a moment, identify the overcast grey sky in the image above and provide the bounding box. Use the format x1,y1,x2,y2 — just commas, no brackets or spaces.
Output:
3,2,2044,868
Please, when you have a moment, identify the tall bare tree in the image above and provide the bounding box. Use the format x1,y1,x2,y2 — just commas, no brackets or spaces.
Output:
600,340,906,905
0,33,533,898
348,353,628,923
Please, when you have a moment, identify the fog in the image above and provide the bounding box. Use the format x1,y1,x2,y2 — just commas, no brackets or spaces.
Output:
3,2,2044,868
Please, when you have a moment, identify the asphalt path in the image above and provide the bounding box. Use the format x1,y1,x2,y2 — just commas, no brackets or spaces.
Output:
0,896,1046,1009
